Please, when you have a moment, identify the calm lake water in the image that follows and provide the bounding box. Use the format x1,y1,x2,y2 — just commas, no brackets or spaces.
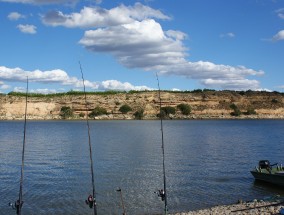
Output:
1,120,284,215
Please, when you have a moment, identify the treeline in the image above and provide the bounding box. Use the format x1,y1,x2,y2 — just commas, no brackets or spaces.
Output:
6,89,214,97
5,89,284,97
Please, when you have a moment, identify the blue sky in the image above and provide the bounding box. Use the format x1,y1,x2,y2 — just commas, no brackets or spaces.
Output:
1,0,284,94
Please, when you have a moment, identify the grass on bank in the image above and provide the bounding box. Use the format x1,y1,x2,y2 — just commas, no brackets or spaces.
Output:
4,89,284,98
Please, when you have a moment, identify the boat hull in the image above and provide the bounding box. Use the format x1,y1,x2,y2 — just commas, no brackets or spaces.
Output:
251,170,284,187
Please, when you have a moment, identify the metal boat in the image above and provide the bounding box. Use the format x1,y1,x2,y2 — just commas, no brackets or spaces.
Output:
251,160,284,186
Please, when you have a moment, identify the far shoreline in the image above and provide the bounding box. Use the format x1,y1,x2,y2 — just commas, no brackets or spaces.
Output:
1,114,284,121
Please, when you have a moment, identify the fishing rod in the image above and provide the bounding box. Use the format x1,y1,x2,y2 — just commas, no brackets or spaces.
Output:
79,61,98,215
156,73,168,214
15,77,28,215
231,200,284,213
116,187,126,215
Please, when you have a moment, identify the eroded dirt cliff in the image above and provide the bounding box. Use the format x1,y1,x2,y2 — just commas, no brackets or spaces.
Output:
1,91,284,120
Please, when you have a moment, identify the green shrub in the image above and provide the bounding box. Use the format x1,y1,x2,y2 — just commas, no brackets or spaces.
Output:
79,112,85,118
161,106,176,115
192,89,203,93
203,89,215,92
157,109,166,119
134,108,144,120
89,106,107,118
230,103,242,116
244,107,257,115
119,104,132,114
177,103,191,115
60,106,73,119
229,104,238,110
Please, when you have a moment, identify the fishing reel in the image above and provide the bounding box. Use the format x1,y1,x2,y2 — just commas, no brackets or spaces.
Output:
85,195,95,209
155,189,165,201
8,200,23,213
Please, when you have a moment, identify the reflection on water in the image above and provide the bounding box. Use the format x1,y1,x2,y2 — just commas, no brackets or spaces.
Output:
1,120,284,214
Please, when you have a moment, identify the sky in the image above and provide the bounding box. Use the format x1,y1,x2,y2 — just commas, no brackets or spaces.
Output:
0,0,284,94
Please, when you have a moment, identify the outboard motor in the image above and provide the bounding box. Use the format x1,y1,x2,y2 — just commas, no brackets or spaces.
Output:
259,160,271,169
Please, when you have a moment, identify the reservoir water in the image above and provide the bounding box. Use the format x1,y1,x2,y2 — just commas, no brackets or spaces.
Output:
1,120,284,214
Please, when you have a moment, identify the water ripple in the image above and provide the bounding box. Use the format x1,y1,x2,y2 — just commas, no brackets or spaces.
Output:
1,120,284,214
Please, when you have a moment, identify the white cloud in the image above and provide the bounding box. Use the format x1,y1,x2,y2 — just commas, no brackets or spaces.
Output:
200,78,260,91
79,18,263,90
17,24,37,34
29,88,58,94
98,80,153,91
41,3,263,91
279,14,284,19
276,8,284,19
80,19,187,69
0,81,11,90
0,0,78,5
13,87,26,93
166,30,187,40
272,30,284,41
1,84,11,90
42,3,170,28
13,87,61,94
220,32,235,38
0,66,87,86
279,13,284,19
0,66,152,92
159,61,263,90
8,12,25,20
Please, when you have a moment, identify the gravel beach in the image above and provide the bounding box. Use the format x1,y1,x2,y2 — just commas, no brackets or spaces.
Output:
173,199,284,215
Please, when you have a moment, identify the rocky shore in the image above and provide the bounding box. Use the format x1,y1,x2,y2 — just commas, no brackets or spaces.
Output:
1,90,284,120
173,199,284,215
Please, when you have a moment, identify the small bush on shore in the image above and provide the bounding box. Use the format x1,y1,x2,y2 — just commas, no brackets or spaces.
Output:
230,103,242,116
177,103,191,115
134,108,144,120
161,106,176,115
89,106,107,118
119,104,132,114
157,109,166,119
157,106,176,119
60,106,73,119
244,107,257,115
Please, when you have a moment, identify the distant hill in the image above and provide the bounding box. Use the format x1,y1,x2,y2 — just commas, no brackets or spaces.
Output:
1,90,284,120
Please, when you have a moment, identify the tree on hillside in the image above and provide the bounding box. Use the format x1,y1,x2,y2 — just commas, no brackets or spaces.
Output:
157,106,176,119
230,103,242,116
134,108,144,120
161,106,176,115
119,104,132,114
89,106,108,118
60,106,73,119
177,103,191,115
244,107,257,115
